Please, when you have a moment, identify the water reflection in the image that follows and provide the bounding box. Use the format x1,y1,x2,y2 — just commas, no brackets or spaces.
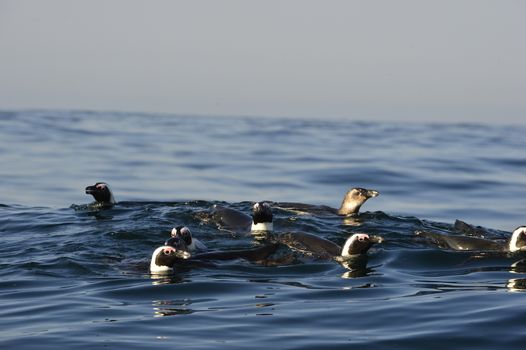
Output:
342,216,363,226
506,259,526,292
510,259,526,273
150,273,186,285
506,278,526,292
151,295,277,318
153,299,196,317
254,300,275,316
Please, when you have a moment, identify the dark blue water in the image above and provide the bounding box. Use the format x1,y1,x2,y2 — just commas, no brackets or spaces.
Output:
1,110,526,349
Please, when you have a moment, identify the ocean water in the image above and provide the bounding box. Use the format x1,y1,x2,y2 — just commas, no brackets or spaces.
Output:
1,110,526,349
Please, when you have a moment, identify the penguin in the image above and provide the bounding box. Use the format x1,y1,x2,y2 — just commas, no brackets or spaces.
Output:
251,202,273,232
71,182,116,211
84,182,116,207
210,201,273,234
275,231,382,261
337,188,380,216
150,244,192,274
275,187,379,216
165,226,207,252
149,242,280,273
415,226,526,252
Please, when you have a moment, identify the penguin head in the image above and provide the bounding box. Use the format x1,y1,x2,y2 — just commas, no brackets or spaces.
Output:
169,226,193,246
164,233,190,252
150,244,191,273
338,187,379,216
341,233,382,257
252,202,273,224
85,182,116,204
509,226,526,252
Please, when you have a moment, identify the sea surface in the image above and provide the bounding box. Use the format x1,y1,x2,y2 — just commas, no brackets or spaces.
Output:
1,110,526,349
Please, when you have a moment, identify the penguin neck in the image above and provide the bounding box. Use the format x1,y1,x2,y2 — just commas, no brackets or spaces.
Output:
186,238,206,252
95,189,116,205
251,222,273,232
186,240,196,252
107,193,116,205
150,247,174,274
103,191,116,205
340,238,354,257
337,203,361,216
509,229,524,252
93,194,116,207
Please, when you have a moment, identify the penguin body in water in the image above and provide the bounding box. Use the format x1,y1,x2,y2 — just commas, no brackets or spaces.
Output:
209,201,273,234
415,226,526,253
275,187,379,216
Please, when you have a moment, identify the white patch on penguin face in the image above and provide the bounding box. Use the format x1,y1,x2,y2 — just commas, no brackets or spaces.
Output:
251,222,273,232
150,246,174,273
341,233,370,257
253,202,271,211
509,226,526,252
172,226,192,237
149,245,191,274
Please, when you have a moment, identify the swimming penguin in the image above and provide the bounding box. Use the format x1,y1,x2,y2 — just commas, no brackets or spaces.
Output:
84,182,116,207
415,226,526,252
453,219,488,237
275,231,382,261
210,201,273,234
71,182,116,211
251,202,273,231
150,244,192,273
165,226,207,252
149,242,280,273
275,187,379,216
337,188,380,216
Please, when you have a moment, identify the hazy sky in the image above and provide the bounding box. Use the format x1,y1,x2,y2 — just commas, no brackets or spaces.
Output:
1,0,525,123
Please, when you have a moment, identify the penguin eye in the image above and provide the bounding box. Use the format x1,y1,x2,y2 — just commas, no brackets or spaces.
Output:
162,247,175,255
355,234,369,242
96,184,106,190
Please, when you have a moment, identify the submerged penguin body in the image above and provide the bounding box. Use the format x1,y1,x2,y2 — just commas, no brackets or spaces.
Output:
210,202,273,234
416,226,526,253
150,243,280,273
416,230,505,251
275,187,379,216
276,231,381,260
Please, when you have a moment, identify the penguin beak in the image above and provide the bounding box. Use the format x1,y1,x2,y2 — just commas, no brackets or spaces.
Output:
369,235,383,244
366,190,380,198
162,246,191,259
85,185,96,194
179,251,191,259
